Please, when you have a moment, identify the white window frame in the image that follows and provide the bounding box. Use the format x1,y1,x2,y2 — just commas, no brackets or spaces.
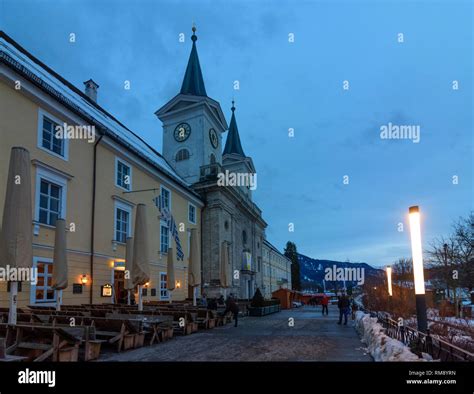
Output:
37,108,69,161
188,203,196,224
160,185,171,211
159,271,169,300
114,200,133,244
30,256,57,305
35,166,68,226
160,222,169,253
115,156,133,191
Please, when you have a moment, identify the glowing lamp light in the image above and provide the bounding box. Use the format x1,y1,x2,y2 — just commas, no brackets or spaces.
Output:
144,282,150,288
408,206,425,295
175,280,181,289
386,266,392,296
81,275,88,285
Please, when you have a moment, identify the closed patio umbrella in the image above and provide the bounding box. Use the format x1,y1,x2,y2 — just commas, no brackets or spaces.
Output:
51,218,68,311
188,228,200,306
166,247,175,304
0,147,33,325
132,204,150,311
124,237,134,305
220,241,230,298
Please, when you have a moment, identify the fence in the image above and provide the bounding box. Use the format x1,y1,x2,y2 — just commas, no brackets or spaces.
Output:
360,308,474,362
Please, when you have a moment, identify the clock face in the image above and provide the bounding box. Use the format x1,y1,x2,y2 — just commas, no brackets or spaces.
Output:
209,128,218,149
174,123,191,142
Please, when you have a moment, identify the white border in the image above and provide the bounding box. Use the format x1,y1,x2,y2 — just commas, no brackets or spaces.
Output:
114,156,133,191
30,256,56,306
35,166,68,223
37,108,69,161
188,202,196,224
113,200,133,243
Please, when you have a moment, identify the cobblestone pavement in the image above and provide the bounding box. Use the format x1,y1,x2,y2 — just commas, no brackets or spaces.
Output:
99,305,372,361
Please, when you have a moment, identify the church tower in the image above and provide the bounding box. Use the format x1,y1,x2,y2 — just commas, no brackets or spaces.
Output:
156,26,228,184
222,101,256,199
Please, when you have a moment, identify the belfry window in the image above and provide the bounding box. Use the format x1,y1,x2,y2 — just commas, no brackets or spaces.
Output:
176,149,190,162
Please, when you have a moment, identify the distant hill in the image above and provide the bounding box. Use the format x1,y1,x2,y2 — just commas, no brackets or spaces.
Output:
297,253,384,291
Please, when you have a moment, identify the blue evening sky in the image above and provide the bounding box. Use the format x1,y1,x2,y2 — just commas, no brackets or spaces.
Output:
1,0,472,267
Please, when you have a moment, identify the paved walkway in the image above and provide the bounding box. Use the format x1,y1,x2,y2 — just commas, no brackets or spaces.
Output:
99,305,372,361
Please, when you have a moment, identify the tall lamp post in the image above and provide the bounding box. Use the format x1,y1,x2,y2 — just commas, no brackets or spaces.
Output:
386,266,393,313
408,206,428,333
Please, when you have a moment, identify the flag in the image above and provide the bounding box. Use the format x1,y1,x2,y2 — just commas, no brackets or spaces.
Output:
154,196,184,261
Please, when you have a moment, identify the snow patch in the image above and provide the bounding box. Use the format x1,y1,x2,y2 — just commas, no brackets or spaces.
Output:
355,311,427,362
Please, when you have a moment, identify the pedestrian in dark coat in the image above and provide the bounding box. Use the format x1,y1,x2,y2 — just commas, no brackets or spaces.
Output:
337,294,350,325
224,296,240,327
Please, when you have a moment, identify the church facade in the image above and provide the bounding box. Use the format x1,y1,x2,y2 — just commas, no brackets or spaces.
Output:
156,27,267,299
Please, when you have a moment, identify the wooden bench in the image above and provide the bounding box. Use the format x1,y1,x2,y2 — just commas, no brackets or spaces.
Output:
6,325,80,362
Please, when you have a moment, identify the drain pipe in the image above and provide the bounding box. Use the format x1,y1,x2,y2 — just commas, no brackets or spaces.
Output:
90,134,103,304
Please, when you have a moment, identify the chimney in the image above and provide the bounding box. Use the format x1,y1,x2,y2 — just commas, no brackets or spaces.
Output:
83,79,99,103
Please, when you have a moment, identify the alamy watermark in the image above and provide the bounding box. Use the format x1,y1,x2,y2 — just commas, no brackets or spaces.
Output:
324,265,365,285
0,265,37,284
380,122,420,143
217,170,257,190
55,122,96,143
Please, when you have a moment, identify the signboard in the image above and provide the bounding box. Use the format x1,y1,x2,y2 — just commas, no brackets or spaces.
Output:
114,261,125,270
73,284,83,294
101,284,113,297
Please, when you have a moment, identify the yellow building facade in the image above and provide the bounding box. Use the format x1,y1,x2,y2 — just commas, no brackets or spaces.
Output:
0,32,203,307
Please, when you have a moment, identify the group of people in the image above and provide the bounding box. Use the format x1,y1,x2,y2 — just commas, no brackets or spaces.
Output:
200,293,240,327
311,293,358,325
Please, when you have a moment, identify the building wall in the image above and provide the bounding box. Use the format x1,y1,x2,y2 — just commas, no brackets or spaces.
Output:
0,70,202,307
262,242,292,299
199,186,265,300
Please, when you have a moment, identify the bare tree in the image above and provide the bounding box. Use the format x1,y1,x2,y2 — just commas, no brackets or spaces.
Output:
452,213,474,291
392,258,413,288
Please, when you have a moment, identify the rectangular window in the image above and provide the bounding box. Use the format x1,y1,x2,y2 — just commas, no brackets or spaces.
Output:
160,224,169,253
188,203,196,224
160,186,170,210
116,158,132,190
37,109,68,160
41,116,63,156
32,259,56,304
160,272,169,300
257,257,262,272
38,179,62,226
115,207,130,243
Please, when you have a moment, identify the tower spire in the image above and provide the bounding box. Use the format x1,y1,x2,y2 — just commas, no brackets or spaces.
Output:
180,25,207,96
223,100,245,157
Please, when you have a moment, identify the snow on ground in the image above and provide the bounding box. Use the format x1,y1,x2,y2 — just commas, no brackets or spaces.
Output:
355,311,428,362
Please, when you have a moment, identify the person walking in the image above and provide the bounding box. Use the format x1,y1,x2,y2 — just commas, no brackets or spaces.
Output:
321,294,329,316
224,295,240,327
351,297,358,320
337,293,350,325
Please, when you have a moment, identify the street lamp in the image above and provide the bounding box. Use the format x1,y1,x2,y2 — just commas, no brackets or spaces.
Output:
386,266,393,297
408,205,428,333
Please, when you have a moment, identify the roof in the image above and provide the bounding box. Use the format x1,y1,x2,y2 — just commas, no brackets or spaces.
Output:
263,239,290,260
180,28,207,97
223,102,245,156
0,31,200,198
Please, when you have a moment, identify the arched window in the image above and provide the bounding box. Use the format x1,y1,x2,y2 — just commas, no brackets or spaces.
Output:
175,149,190,162
210,154,216,164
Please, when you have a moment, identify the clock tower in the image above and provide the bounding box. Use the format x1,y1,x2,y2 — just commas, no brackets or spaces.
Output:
156,26,228,184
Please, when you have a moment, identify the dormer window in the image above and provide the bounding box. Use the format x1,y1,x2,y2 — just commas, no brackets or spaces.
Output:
176,149,190,162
